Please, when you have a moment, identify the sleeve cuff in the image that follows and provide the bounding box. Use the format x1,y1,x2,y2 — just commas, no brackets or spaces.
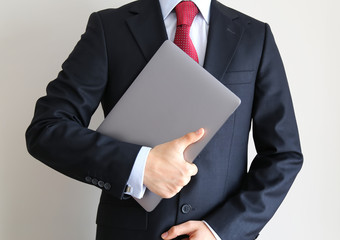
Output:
202,220,221,240
125,146,151,199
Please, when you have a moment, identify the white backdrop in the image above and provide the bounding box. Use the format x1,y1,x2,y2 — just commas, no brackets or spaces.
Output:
1,0,339,239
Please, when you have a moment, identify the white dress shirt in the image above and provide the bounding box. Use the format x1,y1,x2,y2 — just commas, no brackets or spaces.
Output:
125,0,221,239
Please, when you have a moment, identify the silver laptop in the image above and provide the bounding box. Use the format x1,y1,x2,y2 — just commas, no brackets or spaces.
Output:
97,40,241,212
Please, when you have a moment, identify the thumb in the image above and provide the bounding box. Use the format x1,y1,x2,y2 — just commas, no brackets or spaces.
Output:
177,128,205,150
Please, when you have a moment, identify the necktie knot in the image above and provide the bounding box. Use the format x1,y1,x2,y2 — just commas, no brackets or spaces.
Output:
175,1,199,27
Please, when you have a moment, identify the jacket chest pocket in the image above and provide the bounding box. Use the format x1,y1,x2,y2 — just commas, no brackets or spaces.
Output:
222,70,256,85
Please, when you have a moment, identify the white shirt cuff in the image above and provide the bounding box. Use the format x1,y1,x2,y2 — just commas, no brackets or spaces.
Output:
125,146,151,199
202,220,221,240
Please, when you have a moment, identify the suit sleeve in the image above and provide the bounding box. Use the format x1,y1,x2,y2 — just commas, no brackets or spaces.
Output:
204,24,303,240
25,12,141,200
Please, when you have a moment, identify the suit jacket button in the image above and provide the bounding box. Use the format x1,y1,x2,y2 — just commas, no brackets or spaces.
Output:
85,176,92,183
91,178,98,185
98,181,105,188
181,204,192,214
104,183,111,190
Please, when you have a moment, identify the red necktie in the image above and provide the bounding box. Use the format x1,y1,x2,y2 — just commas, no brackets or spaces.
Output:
174,1,199,63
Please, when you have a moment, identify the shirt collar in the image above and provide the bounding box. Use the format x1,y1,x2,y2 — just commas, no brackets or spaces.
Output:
158,0,211,24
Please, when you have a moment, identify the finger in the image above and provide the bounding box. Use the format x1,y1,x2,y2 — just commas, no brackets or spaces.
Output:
177,128,205,150
161,221,195,239
186,162,198,176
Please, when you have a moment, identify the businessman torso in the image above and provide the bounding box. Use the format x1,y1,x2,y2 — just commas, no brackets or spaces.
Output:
26,0,302,239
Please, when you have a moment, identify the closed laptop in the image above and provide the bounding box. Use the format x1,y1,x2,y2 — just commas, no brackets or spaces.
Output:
97,40,241,211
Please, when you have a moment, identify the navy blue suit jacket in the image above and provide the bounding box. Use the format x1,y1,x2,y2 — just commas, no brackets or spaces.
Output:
26,0,303,239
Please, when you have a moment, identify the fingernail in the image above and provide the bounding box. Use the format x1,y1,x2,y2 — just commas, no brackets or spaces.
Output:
161,232,168,238
196,128,202,135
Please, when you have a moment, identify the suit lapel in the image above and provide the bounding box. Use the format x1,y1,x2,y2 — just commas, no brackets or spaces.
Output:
204,0,244,80
126,0,243,79
126,0,168,61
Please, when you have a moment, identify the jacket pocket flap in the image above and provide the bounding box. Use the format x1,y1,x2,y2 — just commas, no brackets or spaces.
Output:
223,70,255,85
96,203,147,230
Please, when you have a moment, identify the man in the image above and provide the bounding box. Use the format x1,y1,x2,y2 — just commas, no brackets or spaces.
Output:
26,0,303,239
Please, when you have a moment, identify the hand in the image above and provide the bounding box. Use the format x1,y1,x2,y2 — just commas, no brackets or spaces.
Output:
143,128,205,198
161,220,216,240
